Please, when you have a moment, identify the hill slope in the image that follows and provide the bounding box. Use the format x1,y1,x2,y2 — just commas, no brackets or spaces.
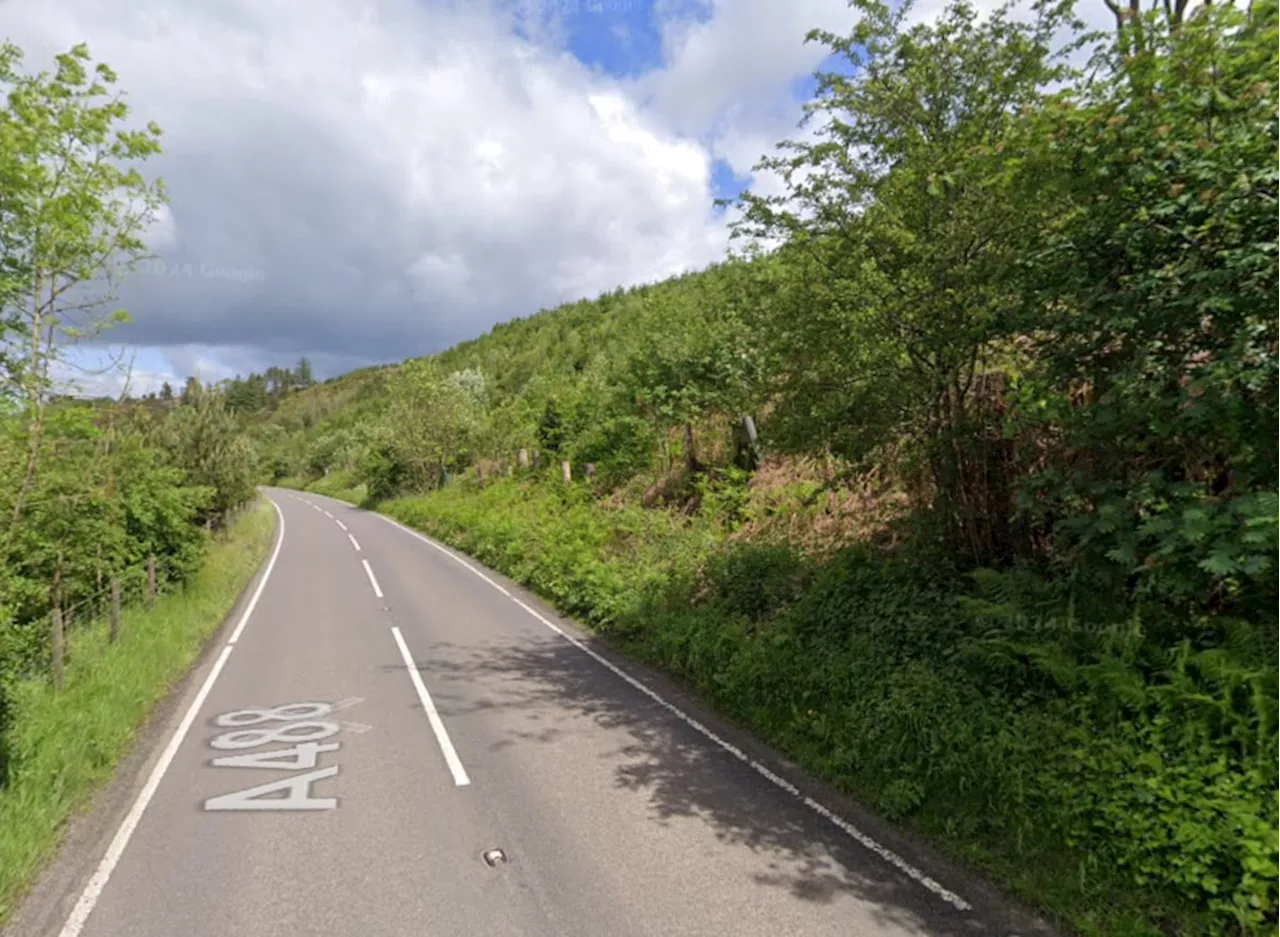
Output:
242,4,1279,934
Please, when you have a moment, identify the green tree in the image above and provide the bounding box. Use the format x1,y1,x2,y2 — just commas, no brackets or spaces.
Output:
730,0,1078,561
295,357,314,388
159,392,258,525
179,375,201,405
1009,0,1279,618
0,41,166,538
377,359,481,491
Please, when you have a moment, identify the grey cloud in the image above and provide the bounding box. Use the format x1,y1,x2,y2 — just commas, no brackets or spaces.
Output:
6,0,729,372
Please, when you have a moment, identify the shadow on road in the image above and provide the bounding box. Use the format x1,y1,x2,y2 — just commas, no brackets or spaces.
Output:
388,630,1002,937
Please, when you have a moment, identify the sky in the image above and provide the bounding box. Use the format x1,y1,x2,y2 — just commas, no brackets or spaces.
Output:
2,0,1110,396
0,0,870,395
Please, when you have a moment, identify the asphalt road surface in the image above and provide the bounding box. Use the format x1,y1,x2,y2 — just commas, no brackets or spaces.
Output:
19,489,1053,937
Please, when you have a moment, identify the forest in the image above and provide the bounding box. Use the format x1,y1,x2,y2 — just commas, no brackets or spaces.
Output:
260,2,1279,934
1,0,1276,933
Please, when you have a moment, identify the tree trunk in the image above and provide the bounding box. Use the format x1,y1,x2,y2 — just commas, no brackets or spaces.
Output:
683,422,699,473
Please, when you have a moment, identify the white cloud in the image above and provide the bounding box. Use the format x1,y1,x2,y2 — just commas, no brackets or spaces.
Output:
641,0,851,135
14,0,1037,382
634,0,855,215
3,0,733,373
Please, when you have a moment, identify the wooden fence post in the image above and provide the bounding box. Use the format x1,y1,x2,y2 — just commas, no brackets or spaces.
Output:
147,555,157,608
517,448,529,469
742,414,761,464
584,463,597,480
561,460,572,484
51,606,65,691
110,577,122,643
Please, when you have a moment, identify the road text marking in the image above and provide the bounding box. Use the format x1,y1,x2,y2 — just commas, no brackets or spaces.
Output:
204,703,345,811
390,626,470,787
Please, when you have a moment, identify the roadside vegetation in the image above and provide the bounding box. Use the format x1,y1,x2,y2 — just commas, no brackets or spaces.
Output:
0,501,275,924
1,41,283,923
266,2,1278,934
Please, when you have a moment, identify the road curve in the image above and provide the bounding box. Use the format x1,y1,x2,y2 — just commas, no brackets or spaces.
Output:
20,488,1051,937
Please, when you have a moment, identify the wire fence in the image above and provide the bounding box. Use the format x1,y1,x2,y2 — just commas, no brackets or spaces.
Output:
38,498,260,691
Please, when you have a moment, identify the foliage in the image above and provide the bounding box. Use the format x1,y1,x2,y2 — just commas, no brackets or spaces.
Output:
249,1,1278,933
0,42,263,790
0,501,275,927
0,40,166,536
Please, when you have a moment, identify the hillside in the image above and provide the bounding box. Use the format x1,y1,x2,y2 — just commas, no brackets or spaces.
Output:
246,4,1279,936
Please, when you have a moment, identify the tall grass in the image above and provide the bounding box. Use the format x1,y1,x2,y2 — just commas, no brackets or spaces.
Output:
0,499,276,925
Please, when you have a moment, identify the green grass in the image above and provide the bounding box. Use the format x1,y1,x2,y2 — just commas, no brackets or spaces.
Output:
376,477,1278,937
0,499,277,925
273,470,367,506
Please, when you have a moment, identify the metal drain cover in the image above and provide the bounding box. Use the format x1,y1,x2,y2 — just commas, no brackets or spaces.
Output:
482,848,507,867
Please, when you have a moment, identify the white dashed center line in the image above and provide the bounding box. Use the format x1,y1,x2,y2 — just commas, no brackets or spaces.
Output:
361,559,383,598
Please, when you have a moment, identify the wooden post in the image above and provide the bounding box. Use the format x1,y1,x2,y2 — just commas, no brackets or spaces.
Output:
561,460,572,483
110,578,122,643
532,450,542,469
51,606,65,691
147,554,157,608
742,414,760,456
585,463,597,480
517,448,529,469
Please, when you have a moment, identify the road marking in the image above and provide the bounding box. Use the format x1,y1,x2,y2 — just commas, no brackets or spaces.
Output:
381,512,971,913
390,626,470,787
335,519,348,531
348,533,361,552
323,509,334,518
361,559,383,598
228,503,287,645
57,497,288,937
377,514,511,596
203,703,344,810
312,504,324,513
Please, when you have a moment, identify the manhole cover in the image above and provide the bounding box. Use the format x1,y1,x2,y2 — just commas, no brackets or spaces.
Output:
482,848,507,867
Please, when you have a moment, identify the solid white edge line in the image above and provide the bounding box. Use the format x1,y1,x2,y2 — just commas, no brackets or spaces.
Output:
347,533,361,552
361,558,383,598
376,515,510,596
390,626,470,787
58,496,286,937
228,500,287,645
377,510,971,913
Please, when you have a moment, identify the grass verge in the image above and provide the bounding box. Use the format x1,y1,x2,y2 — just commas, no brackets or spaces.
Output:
379,477,1277,937
273,470,367,506
0,499,277,925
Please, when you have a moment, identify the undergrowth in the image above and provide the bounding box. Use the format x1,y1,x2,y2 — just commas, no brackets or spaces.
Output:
381,476,1278,937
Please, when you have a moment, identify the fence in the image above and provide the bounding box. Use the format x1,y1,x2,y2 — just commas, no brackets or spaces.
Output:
40,499,259,692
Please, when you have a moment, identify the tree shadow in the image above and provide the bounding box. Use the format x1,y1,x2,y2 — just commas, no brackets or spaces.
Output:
386,628,1043,937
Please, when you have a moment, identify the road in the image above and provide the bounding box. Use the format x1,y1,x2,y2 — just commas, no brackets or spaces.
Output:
19,489,1049,937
